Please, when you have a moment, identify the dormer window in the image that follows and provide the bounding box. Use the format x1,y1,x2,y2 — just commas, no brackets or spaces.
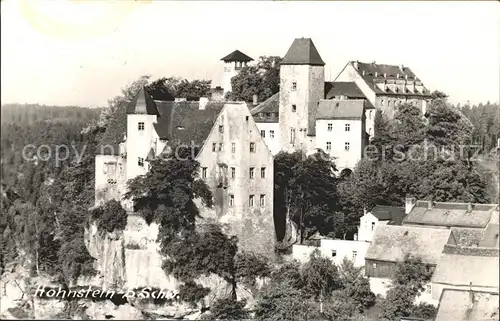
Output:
138,122,145,131
291,82,297,91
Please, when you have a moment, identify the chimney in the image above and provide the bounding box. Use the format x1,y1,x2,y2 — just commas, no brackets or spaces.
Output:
405,196,416,214
199,97,209,110
399,64,404,71
467,202,473,212
253,94,258,106
383,72,387,77
362,70,366,76
353,61,359,70
375,72,378,77
427,200,433,210
396,73,400,79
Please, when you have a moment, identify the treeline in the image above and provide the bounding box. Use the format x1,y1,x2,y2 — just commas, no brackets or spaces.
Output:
458,101,500,153
1,104,102,125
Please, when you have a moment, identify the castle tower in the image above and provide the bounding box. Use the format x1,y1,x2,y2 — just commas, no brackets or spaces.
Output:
220,50,254,97
125,87,159,181
279,38,325,153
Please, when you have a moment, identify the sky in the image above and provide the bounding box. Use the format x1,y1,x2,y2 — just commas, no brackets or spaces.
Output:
1,0,499,107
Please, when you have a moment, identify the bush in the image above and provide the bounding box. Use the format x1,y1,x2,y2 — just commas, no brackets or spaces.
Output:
178,281,210,307
90,200,127,233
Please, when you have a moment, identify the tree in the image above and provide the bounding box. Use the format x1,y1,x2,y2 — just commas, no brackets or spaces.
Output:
430,90,448,100
226,56,282,102
89,199,127,233
337,258,376,312
301,249,341,300
201,297,250,320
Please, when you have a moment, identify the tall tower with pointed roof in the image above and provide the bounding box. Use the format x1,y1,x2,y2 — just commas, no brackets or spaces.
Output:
279,38,325,153
221,50,254,97
125,87,160,181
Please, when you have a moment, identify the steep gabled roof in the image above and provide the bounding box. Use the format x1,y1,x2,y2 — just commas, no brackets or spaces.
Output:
281,38,325,66
365,225,452,264
220,50,254,62
316,99,365,120
126,87,160,116
435,290,499,321
370,205,406,225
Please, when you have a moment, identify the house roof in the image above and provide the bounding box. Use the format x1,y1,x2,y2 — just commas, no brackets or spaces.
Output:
250,93,280,123
350,61,432,97
316,99,365,120
370,205,406,225
365,225,452,264
479,223,500,248
404,201,498,228
432,245,499,289
126,87,160,116
435,289,499,321
451,228,485,247
220,50,253,62
153,101,225,147
281,38,325,66
325,81,366,100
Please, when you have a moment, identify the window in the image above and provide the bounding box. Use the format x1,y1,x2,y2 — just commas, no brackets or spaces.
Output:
369,110,373,119
270,130,275,138
202,167,207,179
249,167,255,179
250,142,256,153
231,167,235,179
345,124,350,132
229,194,234,207
249,195,255,207
219,125,224,133
352,251,357,260
345,142,350,151
381,100,384,106
292,104,297,112
290,128,296,144
327,123,333,131
326,142,331,151
426,284,431,294
261,167,266,178
371,222,375,231
292,82,297,91
245,116,249,121
231,142,236,153
138,157,144,166
212,143,217,152
331,250,337,257
138,122,145,131
372,263,377,269
368,128,372,135
260,194,266,207
219,143,224,151
260,130,265,138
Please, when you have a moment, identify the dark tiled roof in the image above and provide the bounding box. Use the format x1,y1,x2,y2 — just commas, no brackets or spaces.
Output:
281,38,325,66
435,290,499,321
154,101,225,147
404,201,498,228
316,99,365,120
325,81,366,100
365,225,451,264
370,205,406,225
250,93,279,123
220,50,253,62
145,148,155,162
126,87,159,116
99,106,127,156
432,246,499,288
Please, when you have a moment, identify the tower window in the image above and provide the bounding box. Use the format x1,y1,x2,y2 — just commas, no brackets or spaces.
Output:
331,250,337,257
249,195,255,207
326,142,331,151
327,123,332,131
371,222,375,231
249,167,255,179
260,194,266,207
292,104,297,112
138,122,145,131
369,110,373,119
261,130,265,138
270,130,275,138
290,128,296,144
345,142,350,151
231,142,236,153
250,142,256,153
345,124,350,132
202,167,207,179
292,82,297,91
231,167,236,179
138,157,144,167
229,194,234,207
219,143,224,151
219,125,224,133
245,116,249,121
261,167,266,178
212,143,217,152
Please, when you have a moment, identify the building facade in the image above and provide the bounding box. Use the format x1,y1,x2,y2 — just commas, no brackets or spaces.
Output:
221,50,254,97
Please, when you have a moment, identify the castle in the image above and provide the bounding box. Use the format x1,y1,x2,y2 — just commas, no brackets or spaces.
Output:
94,38,432,258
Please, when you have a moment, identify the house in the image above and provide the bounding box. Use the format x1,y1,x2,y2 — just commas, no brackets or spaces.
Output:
250,93,280,155
357,205,406,242
221,50,254,96
431,245,499,300
335,60,432,119
95,89,276,259
403,200,499,229
365,225,452,305
434,289,499,321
